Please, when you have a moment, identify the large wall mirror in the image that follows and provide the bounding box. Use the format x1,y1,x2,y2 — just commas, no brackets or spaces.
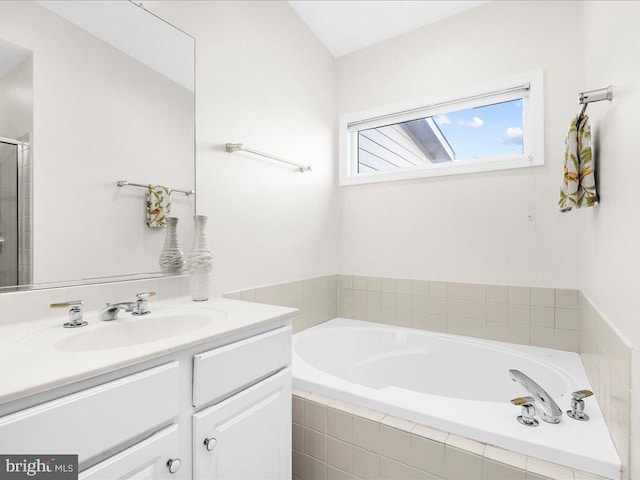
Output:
0,1,195,291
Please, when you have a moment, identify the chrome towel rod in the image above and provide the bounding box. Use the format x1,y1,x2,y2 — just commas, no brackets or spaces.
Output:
579,86,613,104
117,180,194,196
225,143,312,173
577,86,612,122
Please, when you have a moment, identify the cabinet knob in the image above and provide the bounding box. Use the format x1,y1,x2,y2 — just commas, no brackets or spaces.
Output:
204,437,217,451
167,458,181,474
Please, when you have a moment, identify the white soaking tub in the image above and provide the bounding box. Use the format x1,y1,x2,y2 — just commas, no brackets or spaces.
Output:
292,318,621,479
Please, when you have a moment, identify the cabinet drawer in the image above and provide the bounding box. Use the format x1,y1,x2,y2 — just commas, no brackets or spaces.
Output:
193,325,291,407
80,424,180,480
0,362,179,463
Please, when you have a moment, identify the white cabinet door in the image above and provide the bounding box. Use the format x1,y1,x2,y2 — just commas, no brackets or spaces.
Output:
193,368,291,480
80,425,181,480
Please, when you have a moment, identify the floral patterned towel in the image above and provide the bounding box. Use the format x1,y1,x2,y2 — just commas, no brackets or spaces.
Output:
559,115,597,212
146,185,171,228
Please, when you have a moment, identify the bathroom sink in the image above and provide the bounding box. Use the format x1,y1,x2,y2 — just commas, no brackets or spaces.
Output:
54,310,226,351
16,308,228,352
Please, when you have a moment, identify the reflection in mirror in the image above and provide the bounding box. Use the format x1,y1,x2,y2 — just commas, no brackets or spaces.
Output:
0,39,33,288
0,1,195,291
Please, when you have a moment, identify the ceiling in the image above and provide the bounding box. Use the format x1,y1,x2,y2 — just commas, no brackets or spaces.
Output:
37,1,194,91
288,1,488,57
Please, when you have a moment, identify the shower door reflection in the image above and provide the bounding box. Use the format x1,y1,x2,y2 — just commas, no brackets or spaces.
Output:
0,138,30,287
0,140,18,286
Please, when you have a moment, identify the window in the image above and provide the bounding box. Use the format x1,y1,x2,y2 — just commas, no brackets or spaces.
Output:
339,71,544,186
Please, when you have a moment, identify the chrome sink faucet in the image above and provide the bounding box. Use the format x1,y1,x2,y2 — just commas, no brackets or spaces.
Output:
99,302,136,321
99,291,156,321
509,369,563,424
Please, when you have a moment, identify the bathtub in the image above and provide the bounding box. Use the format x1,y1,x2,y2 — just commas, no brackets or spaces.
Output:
292,318,620,479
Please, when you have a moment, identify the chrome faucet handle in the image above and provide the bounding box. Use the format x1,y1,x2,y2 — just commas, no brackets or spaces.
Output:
133,291,156,316
51,300,87,328
511,396,539,427
567,390,593,421
136,291,156,299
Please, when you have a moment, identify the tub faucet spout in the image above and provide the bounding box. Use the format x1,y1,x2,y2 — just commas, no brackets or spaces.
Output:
509,369,562,424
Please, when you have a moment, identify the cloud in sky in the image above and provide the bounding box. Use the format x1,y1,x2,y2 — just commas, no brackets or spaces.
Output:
435,114,451,125
503,126,523,144
467,117,484,128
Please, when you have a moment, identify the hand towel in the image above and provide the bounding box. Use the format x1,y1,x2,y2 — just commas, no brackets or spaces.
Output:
559,115,597,212
146,185,171,228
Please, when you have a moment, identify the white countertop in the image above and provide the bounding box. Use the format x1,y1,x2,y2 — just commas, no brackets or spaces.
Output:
0,296,296,404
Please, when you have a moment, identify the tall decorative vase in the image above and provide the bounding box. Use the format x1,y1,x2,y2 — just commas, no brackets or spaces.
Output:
159,217,185,273
187,215,213,301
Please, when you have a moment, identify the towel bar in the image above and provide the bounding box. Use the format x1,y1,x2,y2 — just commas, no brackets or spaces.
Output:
117,180,194,196
579,86,613,105
225,143,312,173
577,86,612,121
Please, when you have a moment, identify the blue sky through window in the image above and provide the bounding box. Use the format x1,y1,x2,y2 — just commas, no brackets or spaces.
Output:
432,99,524,161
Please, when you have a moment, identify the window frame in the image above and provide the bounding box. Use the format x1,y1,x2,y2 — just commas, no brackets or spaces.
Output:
338,70,545,186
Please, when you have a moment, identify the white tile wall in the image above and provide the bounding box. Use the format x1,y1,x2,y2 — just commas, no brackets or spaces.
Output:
338,275,582,352
224,275,338,332
579,293,631,480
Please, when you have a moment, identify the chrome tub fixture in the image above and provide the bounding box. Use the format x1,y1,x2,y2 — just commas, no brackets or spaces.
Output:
567,390,594,421
509,369,563,424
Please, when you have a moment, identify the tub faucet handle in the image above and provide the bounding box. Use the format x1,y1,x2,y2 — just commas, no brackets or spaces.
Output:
511,396,539,427
572,390,593,399
567,390,593,421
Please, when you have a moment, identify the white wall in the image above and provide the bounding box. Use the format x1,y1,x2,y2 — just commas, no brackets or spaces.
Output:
146,1,338,295
335,1,583,288
0,1,194,284
581,2,640,476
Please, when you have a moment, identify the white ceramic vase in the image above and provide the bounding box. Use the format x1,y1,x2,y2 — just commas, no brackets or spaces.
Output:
187,215,213,301
159,217,185,273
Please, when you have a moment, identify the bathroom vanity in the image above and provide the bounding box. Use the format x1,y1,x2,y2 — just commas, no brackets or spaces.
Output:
0,297,295,479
